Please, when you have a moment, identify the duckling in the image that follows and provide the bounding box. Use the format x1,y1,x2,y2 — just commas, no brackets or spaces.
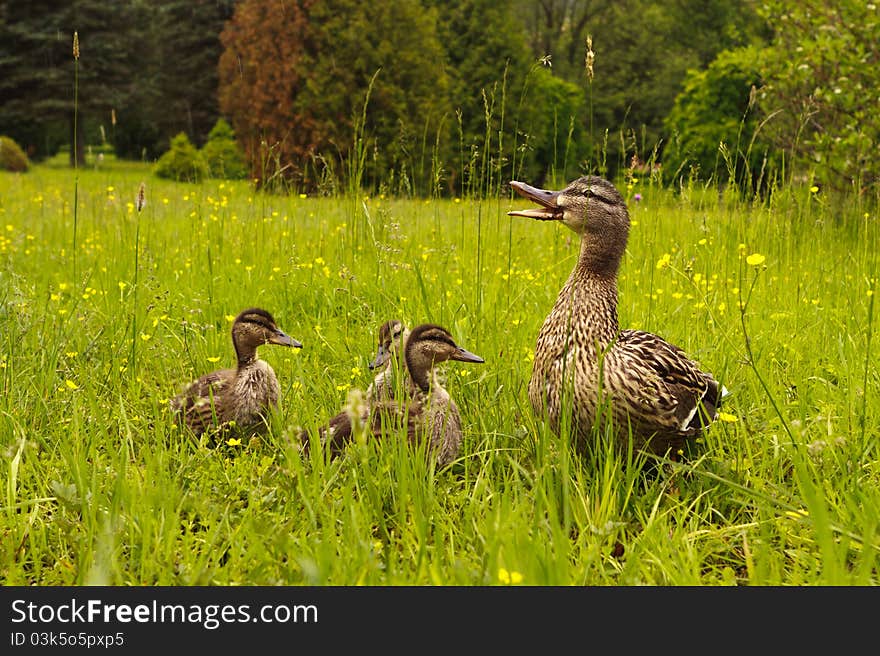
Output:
300,319,408,458
508,176,726,458
171,307,301,437
368,323,484,467
302,323,483,467
365,319,409,405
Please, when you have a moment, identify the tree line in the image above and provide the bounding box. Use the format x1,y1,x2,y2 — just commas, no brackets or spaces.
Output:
0,0,876,195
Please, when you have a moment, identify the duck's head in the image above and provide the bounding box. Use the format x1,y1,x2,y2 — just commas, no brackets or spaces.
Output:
508,176,629,253
369,319,408,370
404,325,484,390
232,307,302,360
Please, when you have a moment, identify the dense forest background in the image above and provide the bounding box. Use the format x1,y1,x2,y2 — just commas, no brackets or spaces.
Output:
0,0,877,196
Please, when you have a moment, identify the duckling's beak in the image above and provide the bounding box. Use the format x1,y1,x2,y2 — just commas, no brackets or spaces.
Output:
452,347,484,364
507,180,563,220
270,330,303,348
368,344,391,370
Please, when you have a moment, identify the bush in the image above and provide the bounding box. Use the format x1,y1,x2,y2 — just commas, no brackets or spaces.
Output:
0,136,29,172
662,46,777,191
200,119,248,180
756,1,880,193
154,132,208,182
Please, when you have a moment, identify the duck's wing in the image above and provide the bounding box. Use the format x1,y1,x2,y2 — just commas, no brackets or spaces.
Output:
614,330,723,436
170,369,234,434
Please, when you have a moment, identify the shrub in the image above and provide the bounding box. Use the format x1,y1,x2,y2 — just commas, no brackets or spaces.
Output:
757,1,880,193
0,136,29,172
154,132,208,182
200,119,248,180
662,46,778,191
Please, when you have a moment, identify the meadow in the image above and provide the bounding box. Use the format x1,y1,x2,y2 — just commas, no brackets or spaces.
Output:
1,159,878,585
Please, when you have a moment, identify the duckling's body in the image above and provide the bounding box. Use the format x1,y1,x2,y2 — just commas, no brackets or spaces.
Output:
171,307,301,436
509,176,725,457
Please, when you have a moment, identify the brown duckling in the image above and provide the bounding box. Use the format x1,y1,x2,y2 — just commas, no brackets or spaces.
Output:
171,307,301,437
508,176,726,458
300,319,409,458
368,323,484,467
302,322,483,467
366,318,409,405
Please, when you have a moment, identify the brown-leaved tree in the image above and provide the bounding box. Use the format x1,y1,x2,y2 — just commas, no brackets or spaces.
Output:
218,0,450,192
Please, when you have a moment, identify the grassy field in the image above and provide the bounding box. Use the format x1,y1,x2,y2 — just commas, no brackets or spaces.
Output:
1,161,878,585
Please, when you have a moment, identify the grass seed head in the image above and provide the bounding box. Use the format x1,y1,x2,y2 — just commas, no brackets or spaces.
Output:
136,182,146,212
585,35,594,82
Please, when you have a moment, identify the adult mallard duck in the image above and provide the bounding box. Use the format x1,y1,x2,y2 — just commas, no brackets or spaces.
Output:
303,323,483,467
171,307,301,437
508,176,726,458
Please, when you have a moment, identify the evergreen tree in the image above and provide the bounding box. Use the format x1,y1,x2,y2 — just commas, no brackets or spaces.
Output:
154,0,236,146
433,0,535,195
0,0,138,164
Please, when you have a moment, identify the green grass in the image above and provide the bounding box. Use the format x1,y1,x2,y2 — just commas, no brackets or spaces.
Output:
0,162,878,585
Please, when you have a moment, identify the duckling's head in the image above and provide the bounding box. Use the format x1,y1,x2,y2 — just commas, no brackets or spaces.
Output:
404,324,484,390
232,307,302,363
508,176,629,267
369,319,408,370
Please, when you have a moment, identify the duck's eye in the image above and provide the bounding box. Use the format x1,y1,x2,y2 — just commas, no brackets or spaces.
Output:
583,189,595,198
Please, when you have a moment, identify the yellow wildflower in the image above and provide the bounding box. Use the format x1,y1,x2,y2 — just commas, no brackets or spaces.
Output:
746,253,765,267
498,568,523,585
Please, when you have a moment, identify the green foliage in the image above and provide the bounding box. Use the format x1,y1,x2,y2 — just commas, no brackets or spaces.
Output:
756,0,880,192
200,119,248,180
662,46,777,189
511,0,767,179
0,1,234,164
0,135,29,172
154,132,208,182
433,0,534,195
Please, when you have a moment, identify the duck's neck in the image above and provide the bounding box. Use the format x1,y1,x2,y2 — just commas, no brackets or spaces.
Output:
404,348,435,394
561,236,622,344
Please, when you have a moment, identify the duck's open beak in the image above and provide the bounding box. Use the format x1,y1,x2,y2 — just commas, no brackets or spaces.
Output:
507,181,563,220
452,347,485,364
271,330,303,348
368,344,390,370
